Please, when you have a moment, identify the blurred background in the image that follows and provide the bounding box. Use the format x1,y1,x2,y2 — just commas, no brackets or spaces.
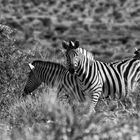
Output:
1,0,140,62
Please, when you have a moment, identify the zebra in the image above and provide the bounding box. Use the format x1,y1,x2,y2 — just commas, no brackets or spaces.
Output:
133,48,140,59
62,40,140,113
62,41,103,114
23,60,86,107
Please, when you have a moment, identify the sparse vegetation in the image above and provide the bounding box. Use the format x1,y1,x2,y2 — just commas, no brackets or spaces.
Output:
1,0,140,139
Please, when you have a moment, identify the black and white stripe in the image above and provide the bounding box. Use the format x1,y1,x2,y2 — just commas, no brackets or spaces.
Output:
23,60,86,105
62,41,103,114
62,40,140,112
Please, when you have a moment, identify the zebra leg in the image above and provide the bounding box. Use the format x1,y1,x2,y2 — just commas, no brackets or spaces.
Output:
136,94,140,112
57,86,74,111
57,89,70,105
88,90,102,115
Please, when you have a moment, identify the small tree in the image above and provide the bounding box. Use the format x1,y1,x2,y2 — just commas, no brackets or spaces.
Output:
0,24,30,119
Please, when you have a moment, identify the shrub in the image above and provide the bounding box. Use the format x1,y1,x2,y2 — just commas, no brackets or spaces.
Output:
0,25,32,119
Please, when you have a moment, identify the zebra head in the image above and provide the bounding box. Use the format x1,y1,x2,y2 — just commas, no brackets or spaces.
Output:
133,48,140,59
23,63,42,97
62,40,80,74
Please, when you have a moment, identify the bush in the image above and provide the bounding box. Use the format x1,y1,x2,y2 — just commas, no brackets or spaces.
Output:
0,25,32,119
7,90,75,140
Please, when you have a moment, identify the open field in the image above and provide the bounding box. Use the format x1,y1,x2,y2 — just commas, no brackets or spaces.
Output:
1,0,140,139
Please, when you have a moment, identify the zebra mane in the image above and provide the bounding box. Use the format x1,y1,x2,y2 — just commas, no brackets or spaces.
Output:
77,47,94,61
32,60,66,69
77,47,137,65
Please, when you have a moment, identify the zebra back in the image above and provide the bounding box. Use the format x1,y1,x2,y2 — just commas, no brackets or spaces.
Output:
23,60,86,103
23,60,67,96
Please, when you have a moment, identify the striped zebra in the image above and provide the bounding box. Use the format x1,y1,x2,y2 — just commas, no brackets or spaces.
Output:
133,48,140,59
23,60,85,106
62,40,140,113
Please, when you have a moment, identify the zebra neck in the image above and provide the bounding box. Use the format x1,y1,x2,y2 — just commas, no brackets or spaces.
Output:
76,58,95,82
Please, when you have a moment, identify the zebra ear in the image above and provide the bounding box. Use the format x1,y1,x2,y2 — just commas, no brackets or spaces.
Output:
69,41,75,49
134,48,138,54
29,63,35,70
69,40,79,49
74,40,79,48
62,40,69,50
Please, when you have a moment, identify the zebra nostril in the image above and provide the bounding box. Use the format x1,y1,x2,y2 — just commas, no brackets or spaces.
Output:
69,68,75,74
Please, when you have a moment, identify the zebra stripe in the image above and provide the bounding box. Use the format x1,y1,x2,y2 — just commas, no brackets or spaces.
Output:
62,41,103,114
23,60,86,105
62,40,140,112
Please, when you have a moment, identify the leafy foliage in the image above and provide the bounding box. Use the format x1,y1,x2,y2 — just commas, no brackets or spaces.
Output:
0,25,33,119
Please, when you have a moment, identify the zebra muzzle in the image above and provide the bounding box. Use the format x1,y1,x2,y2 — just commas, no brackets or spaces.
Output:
69,68,75,74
